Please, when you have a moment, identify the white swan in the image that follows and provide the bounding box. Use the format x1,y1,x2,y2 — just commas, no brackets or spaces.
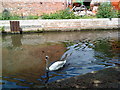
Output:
45,55,67,71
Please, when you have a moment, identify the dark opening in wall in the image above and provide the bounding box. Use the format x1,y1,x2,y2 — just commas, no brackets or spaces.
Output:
83,2,91,9
83,0,92,9
40,2,43,4
73,3,81,7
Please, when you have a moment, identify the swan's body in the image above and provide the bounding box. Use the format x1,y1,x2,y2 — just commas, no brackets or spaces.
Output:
45,56,67,71
48,60,66,71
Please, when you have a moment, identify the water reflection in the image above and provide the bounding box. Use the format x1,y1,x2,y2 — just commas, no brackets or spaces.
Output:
11,35,23,47
2,34,66,88
2,30,119,88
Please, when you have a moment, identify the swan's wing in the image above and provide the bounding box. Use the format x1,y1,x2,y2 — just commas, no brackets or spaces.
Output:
49,61,66,71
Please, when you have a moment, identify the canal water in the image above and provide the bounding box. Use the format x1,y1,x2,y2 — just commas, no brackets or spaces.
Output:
1,30,119,88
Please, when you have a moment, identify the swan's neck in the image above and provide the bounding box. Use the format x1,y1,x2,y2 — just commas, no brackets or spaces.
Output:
46,59,49,71
44,71,49,83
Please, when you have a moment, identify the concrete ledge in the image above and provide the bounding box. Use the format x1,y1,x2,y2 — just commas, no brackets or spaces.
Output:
0,18,119,33
44,66,120,88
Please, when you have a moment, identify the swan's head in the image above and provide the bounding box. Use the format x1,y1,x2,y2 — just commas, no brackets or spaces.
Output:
45,56,49,60
45,56,49,71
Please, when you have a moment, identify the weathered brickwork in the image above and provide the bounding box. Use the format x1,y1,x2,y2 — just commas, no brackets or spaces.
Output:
1,1,66,16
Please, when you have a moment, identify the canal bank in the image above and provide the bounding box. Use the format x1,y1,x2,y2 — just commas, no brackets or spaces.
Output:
43,66,120,88
0,18,119,33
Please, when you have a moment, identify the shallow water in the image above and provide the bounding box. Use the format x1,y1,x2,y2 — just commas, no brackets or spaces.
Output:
1,30,119,88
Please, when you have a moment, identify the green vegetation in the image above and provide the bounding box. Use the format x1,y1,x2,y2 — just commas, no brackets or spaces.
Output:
9,14,21,20
2,9,10,20
116,10,120,18
0,9,39,20
27,15,39,19
78,15,96,19
41,9,96,19
0,9,96,20
0,4,119,20
0,13,2,20
41,9,80,19
0,26,5,32
0,14,39,20
0,14,40,20
96,2,118,18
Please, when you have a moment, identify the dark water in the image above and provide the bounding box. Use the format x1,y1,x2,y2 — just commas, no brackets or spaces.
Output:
1,30,119,88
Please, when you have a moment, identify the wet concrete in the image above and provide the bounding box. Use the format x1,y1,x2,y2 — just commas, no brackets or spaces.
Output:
45,66,120,88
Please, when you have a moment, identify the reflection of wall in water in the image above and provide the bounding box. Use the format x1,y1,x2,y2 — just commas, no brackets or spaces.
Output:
11,35,23,47
2,43,66,84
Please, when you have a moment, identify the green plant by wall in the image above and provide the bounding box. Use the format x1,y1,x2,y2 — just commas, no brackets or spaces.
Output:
10,15,21,20
0,26,5,32
41,9,80,19
0,9,40,20
96,2,118,18
117,10,120,18
0,13,2,20
27,15,39,19
2,9,11,20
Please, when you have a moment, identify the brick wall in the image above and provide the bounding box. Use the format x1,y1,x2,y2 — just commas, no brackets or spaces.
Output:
1,1,67,16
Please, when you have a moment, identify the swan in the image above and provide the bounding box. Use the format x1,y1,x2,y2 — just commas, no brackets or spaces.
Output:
45,54,67,71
